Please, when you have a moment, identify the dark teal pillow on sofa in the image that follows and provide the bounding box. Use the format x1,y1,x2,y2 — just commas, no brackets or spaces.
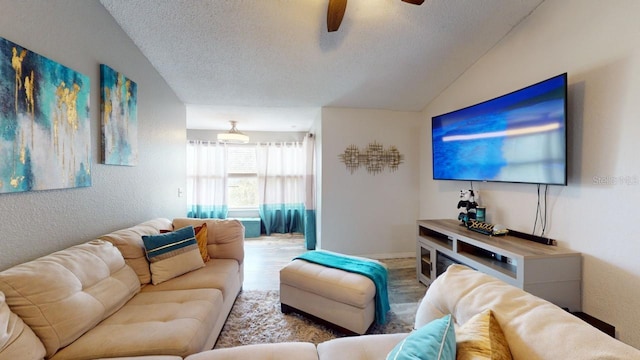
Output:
142,225,205,285
386,314,456,360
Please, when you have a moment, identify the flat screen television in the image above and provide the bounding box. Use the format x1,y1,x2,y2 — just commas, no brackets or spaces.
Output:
431,73,568,185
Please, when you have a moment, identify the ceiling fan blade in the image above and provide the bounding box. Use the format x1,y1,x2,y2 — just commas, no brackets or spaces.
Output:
327,0,347,32
402,0,425,4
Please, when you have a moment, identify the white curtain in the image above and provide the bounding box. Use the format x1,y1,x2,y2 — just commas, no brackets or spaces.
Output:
186,140,229,218
256,141,306,235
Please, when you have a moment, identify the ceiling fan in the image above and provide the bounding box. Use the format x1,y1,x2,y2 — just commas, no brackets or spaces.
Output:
327,0,425,32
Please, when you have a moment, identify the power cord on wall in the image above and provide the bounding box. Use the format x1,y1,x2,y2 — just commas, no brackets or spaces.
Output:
468,181,549,237
533,184,549,237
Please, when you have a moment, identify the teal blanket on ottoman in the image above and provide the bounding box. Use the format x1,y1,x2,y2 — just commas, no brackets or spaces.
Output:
294,251,390,325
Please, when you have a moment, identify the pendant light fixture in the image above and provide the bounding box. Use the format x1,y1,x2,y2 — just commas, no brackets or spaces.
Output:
217,120,249,144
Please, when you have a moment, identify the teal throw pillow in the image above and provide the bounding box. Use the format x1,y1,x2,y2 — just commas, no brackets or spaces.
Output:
386,314,456,360
142,225,205,285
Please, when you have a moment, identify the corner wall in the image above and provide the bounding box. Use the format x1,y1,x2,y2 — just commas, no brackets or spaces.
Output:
0,0,186,269
320,107,421,258
420,0,640,347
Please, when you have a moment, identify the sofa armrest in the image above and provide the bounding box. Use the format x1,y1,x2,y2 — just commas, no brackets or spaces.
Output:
414,292,446,330
173,218,244,265
317,333,408,360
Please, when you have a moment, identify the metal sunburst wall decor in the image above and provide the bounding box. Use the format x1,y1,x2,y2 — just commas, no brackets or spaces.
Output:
339,141,404,174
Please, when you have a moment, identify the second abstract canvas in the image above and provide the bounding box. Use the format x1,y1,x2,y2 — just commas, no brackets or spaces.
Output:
100,64,138,166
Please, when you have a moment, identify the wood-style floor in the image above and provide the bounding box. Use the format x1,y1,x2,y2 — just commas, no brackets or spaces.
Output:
243,234,428,304
243,234,308,291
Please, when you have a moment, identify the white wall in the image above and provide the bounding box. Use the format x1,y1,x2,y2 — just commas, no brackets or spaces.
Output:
420,0,640,347
320,107,421,258
0,0,186,269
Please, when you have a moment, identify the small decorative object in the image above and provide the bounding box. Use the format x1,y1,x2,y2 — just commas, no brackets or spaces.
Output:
339,141,404,174
457,189,478,225
385,146,403,171
467,219,509,236
365,141,384,174
100,64,138,166
341,144,360,174
0,37,91,194
476,206,486,222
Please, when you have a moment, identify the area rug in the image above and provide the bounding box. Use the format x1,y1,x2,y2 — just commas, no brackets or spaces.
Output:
214,290,418,349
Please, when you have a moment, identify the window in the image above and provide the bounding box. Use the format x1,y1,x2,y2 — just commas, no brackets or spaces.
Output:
227,145,258,208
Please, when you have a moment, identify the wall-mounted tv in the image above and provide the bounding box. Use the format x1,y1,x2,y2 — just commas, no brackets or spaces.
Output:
432,73,567,185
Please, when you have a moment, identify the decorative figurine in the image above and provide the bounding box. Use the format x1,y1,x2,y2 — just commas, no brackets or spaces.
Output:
457,189,478,225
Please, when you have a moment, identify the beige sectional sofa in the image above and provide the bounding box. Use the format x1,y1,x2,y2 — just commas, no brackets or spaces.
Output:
187,264,640,360
0,218,244,360
3,220,640,360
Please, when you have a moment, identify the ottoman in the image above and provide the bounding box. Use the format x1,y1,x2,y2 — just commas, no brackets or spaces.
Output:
279,256,383,335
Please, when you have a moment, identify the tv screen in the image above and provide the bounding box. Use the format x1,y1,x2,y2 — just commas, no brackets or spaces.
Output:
432,73,567,185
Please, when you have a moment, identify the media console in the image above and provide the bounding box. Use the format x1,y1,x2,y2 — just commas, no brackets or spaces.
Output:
417,219,582,311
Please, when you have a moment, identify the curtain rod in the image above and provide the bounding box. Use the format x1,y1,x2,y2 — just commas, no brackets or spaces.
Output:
187,140,304,147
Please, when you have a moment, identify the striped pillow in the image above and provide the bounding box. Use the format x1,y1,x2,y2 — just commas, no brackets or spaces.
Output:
142,225,205,285
161,223,210,262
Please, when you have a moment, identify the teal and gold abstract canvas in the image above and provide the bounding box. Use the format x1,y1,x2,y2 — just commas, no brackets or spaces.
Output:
0,37,91,194
100,64,138,166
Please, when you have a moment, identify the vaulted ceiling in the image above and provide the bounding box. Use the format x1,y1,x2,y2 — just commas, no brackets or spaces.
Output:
100,0,544,131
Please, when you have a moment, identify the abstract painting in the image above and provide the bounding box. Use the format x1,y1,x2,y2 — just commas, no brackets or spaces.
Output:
100,64,138,166
0,37,91,194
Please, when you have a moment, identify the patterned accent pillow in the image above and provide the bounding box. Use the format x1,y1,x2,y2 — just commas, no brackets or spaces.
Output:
456,309,513,360
161,223,210,262
387,314,456,360
142,225,205,285
194,223,211,262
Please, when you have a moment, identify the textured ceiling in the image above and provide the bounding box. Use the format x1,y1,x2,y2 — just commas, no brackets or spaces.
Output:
100,0,543,131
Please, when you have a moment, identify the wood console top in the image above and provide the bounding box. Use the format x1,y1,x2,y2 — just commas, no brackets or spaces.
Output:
418,219,579,258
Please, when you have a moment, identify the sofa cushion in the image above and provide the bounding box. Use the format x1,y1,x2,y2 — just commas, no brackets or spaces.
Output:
141,258,240,299
173,218,244,265
100,218,173,284
50,289,223,360
420,265,640,360
0,240,140,358
386,314,455,360
456,309,512,360
143,226,205,285
186,342,319,360
0,291,46,360
97,357,183,360
317,333,408,360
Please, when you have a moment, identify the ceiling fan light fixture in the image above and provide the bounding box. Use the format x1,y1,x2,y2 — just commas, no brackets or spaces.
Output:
217,121,249,144
327,0,347,32
327,0,423,33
